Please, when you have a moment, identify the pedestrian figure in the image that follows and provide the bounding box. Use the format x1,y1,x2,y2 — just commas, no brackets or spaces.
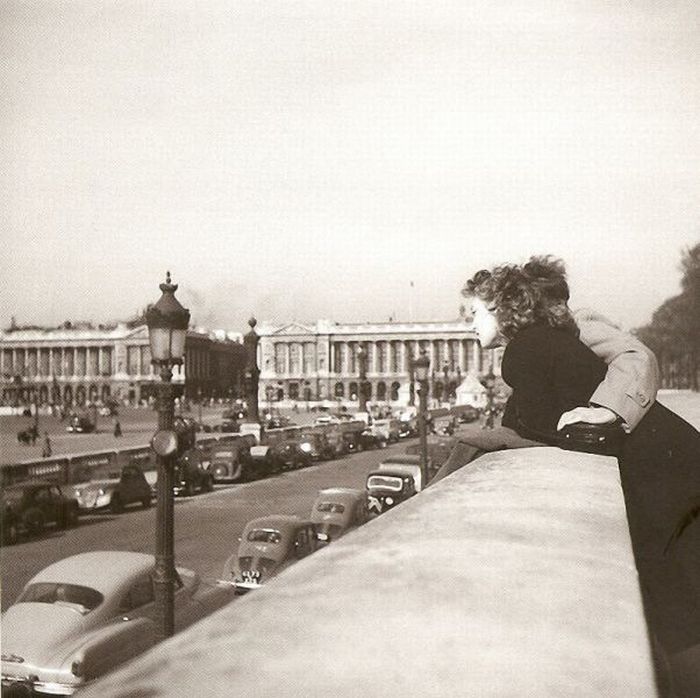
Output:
42,432,52,458
114,420,122,437
29,426,37,446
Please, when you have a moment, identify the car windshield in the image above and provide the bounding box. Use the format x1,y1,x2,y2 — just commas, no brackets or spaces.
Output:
316,502,345,514
367,475,404,491
247,528,282,544
17,582,104,613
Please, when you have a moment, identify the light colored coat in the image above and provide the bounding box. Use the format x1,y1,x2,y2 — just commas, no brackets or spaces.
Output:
575,308,660,431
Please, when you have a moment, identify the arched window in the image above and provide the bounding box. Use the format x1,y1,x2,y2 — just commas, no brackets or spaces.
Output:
390,382,400,401
88,385,98,403
289,382,299,400
276,387,284,401
75,385,86,406
63,385,73,406
334,382,345,398
434,381,443,401
349,382,358,400
376,382,387,401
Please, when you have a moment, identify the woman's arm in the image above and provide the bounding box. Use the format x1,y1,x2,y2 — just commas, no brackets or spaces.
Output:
570,309,660,431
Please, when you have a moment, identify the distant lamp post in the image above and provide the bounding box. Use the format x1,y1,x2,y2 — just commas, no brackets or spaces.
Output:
357,345,368,413
244,317,260,422
480,369,497,430
197,386,203,424
408,355,415,407
412,350,430,489
146,271,190,642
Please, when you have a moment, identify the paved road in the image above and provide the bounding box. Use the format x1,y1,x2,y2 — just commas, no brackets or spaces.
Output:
0,440,409,610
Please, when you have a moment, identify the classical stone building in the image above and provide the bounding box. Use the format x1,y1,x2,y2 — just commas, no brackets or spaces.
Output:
256,319,501,407
0,324,246,408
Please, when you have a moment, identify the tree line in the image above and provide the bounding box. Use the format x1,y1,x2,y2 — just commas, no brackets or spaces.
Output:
635,243,700,391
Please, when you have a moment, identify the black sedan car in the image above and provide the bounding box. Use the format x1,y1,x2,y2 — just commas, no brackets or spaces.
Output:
2,481,79,545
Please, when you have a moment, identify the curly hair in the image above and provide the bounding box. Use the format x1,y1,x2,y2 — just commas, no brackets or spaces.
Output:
463,255,579,340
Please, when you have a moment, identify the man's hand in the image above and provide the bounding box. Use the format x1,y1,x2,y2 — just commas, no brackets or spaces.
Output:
556,406,618,431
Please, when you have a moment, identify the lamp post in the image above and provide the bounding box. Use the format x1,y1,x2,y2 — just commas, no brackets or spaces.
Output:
480,370,496,430
197,387,203,424
412,350,430,489
357,344,368,413
146,271,190,642
243,317,260,422
408,354,415,407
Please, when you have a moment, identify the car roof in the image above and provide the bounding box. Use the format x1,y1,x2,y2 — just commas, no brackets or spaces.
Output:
4,481,57,492
244,515,313,533
381,454,422,466
367,469,413,478
315,488,364,502
28,551,155,596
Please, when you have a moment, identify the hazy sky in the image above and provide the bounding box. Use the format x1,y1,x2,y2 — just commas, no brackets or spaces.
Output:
2,1,699,332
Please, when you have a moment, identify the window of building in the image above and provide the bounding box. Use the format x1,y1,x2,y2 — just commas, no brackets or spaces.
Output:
289,344,301,375
376,382,387,401
334,382,344,398
289,382,299,400
274,344,285,374
390,382,400,401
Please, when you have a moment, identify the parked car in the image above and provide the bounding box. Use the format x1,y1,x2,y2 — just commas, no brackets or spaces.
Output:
209,440,255,483
298,431,336,461
173,449,214,496
451,404,480,424
2,482,79,545
72,465,152,514
365,469,417,517
371,418,401,443
66,415,95,434
248,444,285,476
222,515,319,594
275,440,313,470
0,551,236,696
310,488,369,544
378,454,427,492
359,428,387,450
397,419,418,439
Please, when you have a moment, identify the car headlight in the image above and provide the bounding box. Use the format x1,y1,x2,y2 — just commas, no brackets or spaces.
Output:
299,443,312,453
385,497,394,505
97,488,105,497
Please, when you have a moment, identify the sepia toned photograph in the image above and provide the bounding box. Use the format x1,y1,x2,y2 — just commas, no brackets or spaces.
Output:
2,2,699,696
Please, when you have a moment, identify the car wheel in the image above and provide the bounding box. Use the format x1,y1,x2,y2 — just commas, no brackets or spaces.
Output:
184,481,195,497
110,495,123,514
3,520,19,545
204,475,214,492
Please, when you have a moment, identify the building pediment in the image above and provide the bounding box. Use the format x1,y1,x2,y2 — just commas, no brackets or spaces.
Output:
270,322,315,337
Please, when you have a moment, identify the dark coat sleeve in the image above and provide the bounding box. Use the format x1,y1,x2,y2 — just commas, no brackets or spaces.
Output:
502,327,607,435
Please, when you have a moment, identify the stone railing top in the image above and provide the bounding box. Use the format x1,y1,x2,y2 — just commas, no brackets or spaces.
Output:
81,447,656,697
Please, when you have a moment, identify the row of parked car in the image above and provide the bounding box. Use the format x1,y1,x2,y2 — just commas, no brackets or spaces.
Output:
1,407,467,695
223,451,430,594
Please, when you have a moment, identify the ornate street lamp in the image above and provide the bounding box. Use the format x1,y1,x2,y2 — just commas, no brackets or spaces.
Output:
146,271,190,641
243,317,260,422
443,363,450,403
412,350,430,488
357,344,368,413
480,369,497,430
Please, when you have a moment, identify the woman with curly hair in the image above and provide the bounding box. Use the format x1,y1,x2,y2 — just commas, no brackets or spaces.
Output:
457,255,700,696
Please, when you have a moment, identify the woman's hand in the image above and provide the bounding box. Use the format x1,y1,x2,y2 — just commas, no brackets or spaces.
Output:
556,406,618,431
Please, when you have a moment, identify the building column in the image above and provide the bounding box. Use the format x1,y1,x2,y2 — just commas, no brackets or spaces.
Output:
284,342,291,376
73,347,78,377
472,341,480,374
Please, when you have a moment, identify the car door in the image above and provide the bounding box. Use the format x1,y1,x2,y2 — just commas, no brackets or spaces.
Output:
34,485,57,526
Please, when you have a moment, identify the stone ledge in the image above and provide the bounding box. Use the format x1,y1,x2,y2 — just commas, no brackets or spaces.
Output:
81,447,656,697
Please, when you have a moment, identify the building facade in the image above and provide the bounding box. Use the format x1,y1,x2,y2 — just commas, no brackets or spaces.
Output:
257,319,501,407
0,324,246,408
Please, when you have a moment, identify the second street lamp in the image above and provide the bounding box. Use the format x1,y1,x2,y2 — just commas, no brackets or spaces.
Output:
146,271,190,642
357,344,368,413
412,350,430,489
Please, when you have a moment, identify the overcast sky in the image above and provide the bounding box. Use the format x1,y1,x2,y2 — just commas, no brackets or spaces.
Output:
2,1,699,332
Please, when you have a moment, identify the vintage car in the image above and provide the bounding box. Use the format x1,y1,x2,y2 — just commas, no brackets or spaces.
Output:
2,482,79,545
72,465,152,514
310,488,369,543
359,428,387,450
365,468,417,517
371,418,402,444
451,404,480,424
66,415,95,434
0,551,236,695
222,515,319,594
173,449,214,496
248,444,284,476
378,454,427,492
209,440,255,483
298,431,335,461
